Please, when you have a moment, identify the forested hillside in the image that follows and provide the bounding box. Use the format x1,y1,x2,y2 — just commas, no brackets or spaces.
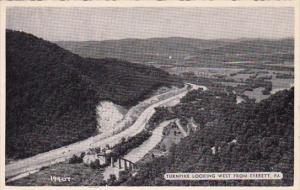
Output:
6,30,180,159
125,88,294,186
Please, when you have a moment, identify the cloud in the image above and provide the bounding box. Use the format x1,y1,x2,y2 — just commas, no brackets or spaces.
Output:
6,7,294,41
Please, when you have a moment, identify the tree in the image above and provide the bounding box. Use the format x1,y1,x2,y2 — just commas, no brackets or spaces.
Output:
108,174,117,185
69,154,82,164
90,159,101,169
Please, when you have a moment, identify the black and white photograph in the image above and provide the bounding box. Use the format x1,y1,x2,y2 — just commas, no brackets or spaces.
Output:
1,4,297,187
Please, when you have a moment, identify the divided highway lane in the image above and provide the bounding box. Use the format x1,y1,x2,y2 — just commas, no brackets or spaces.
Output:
6,83,207,180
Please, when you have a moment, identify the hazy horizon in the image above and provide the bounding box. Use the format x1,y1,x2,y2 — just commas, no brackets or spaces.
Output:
7,7,294,41
6,29,295,42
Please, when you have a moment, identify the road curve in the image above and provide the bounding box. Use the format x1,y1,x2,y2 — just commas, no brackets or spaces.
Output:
103,119,176,180
6,83,206,180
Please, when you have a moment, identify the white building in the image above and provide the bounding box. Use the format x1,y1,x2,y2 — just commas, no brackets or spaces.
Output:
83,154,106,166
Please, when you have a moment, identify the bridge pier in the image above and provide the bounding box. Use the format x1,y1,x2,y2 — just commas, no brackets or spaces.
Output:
110,157,115,167
118,159,122,169
187,124,190,135
124,160,128,170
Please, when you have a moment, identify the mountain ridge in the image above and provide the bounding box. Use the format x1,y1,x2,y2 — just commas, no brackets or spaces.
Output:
6,30,181,159
56,37,293,66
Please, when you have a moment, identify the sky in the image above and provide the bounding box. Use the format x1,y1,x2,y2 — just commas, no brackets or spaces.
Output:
6,7,294,41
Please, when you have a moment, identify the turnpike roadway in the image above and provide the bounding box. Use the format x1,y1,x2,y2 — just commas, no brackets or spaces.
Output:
6,83,207,181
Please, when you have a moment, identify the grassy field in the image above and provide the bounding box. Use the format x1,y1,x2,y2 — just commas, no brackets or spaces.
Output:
173,65,294,102
243,87,269,103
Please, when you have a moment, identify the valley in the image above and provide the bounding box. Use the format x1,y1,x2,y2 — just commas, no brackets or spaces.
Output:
58,37,294,103
6,31,294,186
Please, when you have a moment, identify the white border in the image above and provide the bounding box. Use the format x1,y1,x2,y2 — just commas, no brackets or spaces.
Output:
0,1,299,190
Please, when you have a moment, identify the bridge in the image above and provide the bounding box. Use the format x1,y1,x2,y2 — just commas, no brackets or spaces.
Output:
109,156,137,171
97,154,138,180
93,153,137,170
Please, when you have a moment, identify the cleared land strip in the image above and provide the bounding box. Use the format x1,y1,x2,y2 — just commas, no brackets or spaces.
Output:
175,119,188,137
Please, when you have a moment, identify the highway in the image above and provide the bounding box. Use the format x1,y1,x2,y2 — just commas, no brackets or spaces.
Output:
6,83,206,181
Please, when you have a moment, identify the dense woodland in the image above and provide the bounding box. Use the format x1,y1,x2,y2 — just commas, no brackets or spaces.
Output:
124,87,294,186
6,30,181,159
